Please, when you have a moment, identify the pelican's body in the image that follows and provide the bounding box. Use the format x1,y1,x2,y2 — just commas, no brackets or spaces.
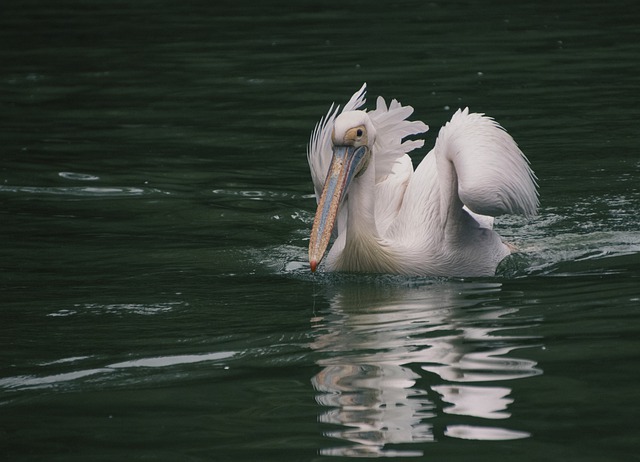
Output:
307,84,538,277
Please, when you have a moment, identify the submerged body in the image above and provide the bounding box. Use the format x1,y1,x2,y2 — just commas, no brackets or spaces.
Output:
307,84,538,277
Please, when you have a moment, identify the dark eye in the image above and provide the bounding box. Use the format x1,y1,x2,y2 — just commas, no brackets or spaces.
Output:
356,129,363,137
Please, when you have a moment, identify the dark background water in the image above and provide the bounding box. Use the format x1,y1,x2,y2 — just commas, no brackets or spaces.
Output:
1,1,639,461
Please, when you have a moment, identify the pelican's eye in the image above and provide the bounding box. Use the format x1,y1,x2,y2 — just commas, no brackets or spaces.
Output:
356,129,363,137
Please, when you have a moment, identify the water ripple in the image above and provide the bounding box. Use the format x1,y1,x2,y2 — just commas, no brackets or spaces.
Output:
58,171,100,181
47,302,182,317
0,185,166,197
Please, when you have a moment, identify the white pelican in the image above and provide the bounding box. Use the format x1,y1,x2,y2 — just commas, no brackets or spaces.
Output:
307,83,538,277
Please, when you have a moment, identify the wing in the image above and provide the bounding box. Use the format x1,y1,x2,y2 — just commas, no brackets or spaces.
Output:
367,96,429,235
386,109,537,251
307,83,367,200
437,108,539,218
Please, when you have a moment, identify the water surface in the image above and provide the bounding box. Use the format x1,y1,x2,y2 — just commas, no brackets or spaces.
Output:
1,1,639,461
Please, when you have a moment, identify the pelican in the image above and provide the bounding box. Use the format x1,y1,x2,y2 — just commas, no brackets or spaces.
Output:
307,83,538,277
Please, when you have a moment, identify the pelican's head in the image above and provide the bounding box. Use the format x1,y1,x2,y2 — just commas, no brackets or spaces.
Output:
309,111,375,272
331,110,376,151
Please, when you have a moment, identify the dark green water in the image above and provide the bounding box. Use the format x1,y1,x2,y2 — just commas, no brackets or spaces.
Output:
2,1,639,461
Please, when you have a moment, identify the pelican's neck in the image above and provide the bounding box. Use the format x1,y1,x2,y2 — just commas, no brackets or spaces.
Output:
335,157,401,273
346,162,379,239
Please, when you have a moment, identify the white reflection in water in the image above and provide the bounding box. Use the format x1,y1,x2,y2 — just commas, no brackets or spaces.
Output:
310,281,541,457
0,351,237,391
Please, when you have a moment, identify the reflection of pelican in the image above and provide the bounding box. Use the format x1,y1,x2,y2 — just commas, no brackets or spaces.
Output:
310,281,540,456
308,84,538,276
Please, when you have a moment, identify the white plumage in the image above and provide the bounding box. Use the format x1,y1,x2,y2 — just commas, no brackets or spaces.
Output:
307,83,538,277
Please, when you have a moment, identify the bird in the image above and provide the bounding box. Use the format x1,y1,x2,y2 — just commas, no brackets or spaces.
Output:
307,83,538,277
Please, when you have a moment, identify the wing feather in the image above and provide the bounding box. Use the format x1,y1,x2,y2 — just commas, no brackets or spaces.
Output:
367,96,429,183
438,108,539,217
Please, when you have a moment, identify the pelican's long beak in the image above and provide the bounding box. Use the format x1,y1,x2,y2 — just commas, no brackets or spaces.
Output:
309,145,368,272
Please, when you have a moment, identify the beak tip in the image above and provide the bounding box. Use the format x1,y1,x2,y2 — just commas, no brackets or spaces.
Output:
310,260,318,273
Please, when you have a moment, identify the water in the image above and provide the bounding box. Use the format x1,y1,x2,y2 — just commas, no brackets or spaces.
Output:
1,0,639,460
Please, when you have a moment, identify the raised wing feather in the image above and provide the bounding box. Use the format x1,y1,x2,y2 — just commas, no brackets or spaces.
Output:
439,109,539,217
367,96,429,183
